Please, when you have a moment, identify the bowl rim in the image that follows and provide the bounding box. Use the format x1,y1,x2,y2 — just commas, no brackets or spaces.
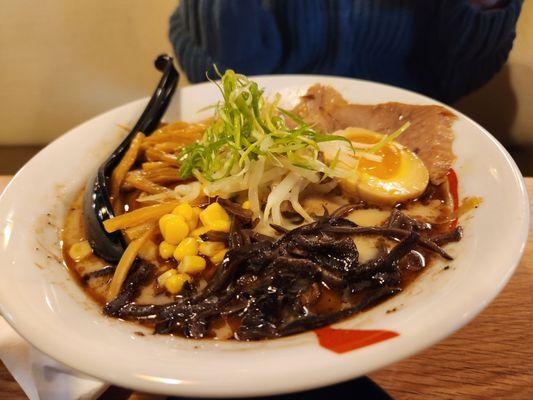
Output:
0,74,529,397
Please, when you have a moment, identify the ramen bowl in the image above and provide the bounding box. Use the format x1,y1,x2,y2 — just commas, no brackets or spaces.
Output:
0,75,528,397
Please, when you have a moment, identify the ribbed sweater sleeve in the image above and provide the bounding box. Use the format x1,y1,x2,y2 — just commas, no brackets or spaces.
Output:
418,0,523,103
169,0,281,82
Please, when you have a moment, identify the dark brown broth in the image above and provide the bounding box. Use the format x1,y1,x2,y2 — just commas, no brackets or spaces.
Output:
62,180,453,339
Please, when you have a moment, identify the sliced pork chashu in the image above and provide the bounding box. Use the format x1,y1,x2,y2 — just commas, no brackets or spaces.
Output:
293,84,457,185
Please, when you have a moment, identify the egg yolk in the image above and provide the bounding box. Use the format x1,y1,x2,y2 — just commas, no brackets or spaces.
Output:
346,133,401,179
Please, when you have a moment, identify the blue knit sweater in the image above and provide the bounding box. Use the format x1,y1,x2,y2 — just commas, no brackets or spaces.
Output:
169,0,522,103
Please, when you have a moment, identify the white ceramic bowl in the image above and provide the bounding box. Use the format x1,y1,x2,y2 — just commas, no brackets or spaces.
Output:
0,76,528,397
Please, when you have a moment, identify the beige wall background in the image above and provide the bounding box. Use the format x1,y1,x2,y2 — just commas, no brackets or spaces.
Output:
0,0,179,145
0,0,532,146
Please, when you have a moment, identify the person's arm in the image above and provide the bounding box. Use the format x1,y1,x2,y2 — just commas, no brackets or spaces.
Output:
169,0,282,83
416,0,523,103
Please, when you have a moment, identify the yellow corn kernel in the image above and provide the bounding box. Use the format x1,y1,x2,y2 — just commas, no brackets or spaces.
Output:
199,203,230,228
210,248,228,265
173,203,193,220
242,200,251,210
157,268,177,286
68,240,93,262
178,255,207,274
191,226,209,238
164,273,192,294
159,241,176,260
198,241,226,257
173,237,199,261
186,209,199,231
172,203,199,231
159,214,189,245
189,207,201,230
138,240,158,261
209,219,230,233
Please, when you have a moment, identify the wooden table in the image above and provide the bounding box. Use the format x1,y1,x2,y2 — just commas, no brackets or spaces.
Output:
1,176,532,400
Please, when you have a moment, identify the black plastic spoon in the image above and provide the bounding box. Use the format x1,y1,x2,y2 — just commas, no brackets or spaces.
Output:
83,54,179,263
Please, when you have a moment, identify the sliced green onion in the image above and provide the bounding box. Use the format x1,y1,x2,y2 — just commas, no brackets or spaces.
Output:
368,122,411,153
178,69,353,182
179,69,410,193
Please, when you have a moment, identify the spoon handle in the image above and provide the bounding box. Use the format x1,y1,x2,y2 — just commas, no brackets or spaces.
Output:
104,54,179,173
84,55,179,263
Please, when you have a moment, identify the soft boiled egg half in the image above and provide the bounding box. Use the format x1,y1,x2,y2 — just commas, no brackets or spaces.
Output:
321,127,429,205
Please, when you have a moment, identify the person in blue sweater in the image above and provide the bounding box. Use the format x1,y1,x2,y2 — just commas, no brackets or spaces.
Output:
169,0,523,103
